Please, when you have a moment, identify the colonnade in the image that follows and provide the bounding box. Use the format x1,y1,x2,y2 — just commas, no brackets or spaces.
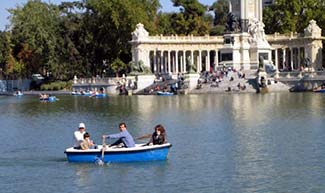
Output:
272,47,305,71
148,49,220,74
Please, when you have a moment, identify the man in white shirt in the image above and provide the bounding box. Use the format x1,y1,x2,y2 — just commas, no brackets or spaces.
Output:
74,123,86,149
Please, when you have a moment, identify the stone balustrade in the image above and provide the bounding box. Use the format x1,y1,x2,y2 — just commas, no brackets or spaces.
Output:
146,35,224,42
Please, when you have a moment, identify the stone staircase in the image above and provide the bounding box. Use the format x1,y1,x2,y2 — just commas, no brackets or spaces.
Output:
190,70,258,94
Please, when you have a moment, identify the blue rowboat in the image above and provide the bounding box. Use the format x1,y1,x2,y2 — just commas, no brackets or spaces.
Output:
157,91,174,96
95,93,107,98
81,92,93,96
40,96,57,102
64,143,172,163
314,89,325,93
14,92,23,97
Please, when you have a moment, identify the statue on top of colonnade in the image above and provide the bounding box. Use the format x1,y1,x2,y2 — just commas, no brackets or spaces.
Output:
248,18,267,44
131,23,149,40
304,20,322,38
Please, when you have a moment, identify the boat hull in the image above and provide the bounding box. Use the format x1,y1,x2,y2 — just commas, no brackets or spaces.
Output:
157,91,174,96
314,89,325,93
65,143,172,163
40,96,57,102
95,93,107,98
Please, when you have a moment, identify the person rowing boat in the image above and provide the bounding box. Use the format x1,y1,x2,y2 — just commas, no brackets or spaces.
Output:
102,122,135,148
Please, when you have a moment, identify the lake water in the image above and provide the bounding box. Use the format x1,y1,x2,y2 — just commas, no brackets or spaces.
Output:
0,93,325,193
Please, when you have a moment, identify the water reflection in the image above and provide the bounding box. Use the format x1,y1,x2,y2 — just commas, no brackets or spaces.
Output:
73,165,92,187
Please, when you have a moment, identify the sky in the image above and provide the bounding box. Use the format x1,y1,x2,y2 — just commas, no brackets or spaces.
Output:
0,0,217,31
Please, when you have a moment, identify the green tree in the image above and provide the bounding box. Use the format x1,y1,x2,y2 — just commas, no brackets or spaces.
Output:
79,0,160,76
110,58,128,77
9,0,61,78
210,0,228,26
209,0,228,35
170,0,211,35
156,12,175,35
57,1,91,79
0,31,11,78
263,0,324,34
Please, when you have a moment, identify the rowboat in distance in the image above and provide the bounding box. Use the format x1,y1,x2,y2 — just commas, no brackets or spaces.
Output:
95,93,107,98
313,84,325,93
40,96,57,102
64,143,172,163
71,91,82,95
157,91,174,96
13,91,23,97
314,88,325,93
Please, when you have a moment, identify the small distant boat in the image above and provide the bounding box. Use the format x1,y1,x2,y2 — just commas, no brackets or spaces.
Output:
89,93,107,98
95,93,107,98
157,91,174,96
64,143,172,163
13,91,23,97
81,91,94,96
40,96,57,102
314,88,325,93
71,91,82,95
313,85,325,93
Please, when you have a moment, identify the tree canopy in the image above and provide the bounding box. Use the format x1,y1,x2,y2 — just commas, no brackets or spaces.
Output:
263,0,325,34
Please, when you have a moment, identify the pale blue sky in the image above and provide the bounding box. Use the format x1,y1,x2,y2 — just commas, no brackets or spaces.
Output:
0,0,217,31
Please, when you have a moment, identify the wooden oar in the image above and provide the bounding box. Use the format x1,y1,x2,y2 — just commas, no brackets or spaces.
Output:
101,137,106,161
96,137,106,165
136,133,152,140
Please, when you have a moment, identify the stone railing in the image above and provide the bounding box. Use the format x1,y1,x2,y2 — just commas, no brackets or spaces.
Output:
266,32,303,41
73,77,131,86
137,35,224,43
277,70,325,80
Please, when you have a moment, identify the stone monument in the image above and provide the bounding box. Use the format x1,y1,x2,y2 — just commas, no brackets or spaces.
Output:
220,0,271,70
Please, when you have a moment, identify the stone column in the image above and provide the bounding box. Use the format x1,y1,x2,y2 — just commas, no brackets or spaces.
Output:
168,51,171,74
176,51,179,73
183,51,186,73
297,48,301,69
206,54,210,72
215,50,219,70
199,51,202,72
160,52,163,73
154,50,157,73
282,48,286,70
290,47,294,70
275,48,279,70
197,56,200,72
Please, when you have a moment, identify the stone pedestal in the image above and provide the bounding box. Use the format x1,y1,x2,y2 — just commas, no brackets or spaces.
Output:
220,33,251,70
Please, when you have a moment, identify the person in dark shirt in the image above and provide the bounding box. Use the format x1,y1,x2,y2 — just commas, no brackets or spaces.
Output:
147,124,167,145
